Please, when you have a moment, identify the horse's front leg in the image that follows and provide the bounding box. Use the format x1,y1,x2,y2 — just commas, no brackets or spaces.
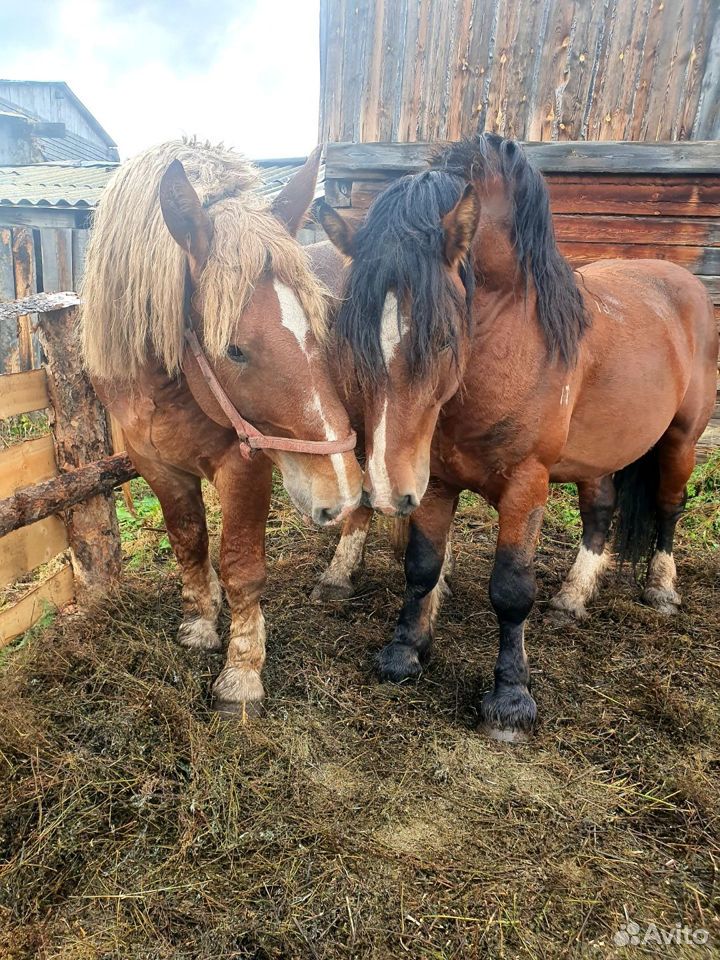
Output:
127,443,222,651
311,504,373,600
211,452,273,719
377,484,458,681
480,460,549,742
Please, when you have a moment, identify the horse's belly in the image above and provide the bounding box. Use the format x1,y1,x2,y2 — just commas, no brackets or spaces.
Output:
553,375,682,481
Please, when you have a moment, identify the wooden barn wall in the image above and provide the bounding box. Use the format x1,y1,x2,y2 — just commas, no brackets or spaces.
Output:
0,223,88,373
319,0,720,144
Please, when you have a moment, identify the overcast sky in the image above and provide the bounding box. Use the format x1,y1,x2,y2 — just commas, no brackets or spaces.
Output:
1,0,321,159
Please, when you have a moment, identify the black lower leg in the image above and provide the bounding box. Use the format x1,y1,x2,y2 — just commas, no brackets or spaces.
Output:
480,546,537,738
377,493,456,682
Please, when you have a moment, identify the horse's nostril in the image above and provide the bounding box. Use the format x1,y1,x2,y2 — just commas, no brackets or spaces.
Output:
397,493,419,516
313,504,341,526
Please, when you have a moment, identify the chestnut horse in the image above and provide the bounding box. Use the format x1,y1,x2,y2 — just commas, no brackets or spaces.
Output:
317,133,718,741
80,141,362,718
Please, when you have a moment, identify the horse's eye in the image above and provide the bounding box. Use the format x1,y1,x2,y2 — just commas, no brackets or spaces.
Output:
226,344,247,363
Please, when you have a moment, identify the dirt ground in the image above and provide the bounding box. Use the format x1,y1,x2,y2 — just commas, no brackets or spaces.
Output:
1,472,718,959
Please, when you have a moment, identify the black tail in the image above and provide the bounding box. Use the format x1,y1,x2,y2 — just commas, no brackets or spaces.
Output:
613,447,659,570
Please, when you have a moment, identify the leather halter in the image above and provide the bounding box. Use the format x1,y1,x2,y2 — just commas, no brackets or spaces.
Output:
184,327,357,461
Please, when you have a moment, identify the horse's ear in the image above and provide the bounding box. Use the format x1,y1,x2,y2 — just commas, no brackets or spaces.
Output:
442,184,480,267
271,145,323,236
313,198,357,258
159,159,213,283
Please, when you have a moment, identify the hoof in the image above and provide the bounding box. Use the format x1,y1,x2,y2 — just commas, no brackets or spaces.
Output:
377,642,423,682
479,685,536,742
178,617,222,652
548,594,589,621
642,586,681,615
310,577,355,602
212,666,265,722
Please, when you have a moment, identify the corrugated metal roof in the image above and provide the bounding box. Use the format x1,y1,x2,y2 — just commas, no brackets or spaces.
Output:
255,158,326,200
0,157,325,208
0,162,117,207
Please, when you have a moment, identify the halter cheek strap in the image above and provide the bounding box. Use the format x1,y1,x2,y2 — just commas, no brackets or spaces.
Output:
183,328,357,461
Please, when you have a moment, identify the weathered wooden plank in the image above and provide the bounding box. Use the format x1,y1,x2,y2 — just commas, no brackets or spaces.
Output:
546,176,720,217
0,515,68,589
71,229,89,288
0,452,136,538
0,227,13,299
0,435,57,499
11,227,36,371
0,368,50,419
320,0,720,147
554,216,720,247
40,228,73,294
0,207,84,230
0,563,74,648
560,242,720,274
325,141,720,178
0,291,80,322
699,276,720,303
0,226,17,374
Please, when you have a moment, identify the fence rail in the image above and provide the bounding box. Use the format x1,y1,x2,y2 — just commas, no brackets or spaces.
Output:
0,294,136,647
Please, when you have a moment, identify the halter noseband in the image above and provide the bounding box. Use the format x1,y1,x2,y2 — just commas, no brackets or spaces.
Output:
184,328,357,461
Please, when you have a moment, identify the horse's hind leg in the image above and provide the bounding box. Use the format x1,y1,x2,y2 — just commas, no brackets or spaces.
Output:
641,426,695,615
311,504,373,600
550,476,615,620
128,445,221,650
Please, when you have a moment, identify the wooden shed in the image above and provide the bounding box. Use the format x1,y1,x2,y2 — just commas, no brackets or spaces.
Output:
319,0,720,452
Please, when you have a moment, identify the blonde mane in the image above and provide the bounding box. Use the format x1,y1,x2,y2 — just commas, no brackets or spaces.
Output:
80,139,328,380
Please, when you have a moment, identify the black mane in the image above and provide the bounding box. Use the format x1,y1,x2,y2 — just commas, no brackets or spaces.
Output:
336,169,473,386
434,133,589,364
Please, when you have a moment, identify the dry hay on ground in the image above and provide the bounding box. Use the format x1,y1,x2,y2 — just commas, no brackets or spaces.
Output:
1,483,719,959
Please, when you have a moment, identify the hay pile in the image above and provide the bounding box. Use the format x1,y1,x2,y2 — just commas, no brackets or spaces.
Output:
1,479,718,958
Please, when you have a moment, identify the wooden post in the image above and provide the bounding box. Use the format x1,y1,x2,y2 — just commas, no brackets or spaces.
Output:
36,305,124,596
11,226,37,371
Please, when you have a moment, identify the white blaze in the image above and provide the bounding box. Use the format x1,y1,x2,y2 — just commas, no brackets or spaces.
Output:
274,280,351,504
369,292,406,506
274,280,309,348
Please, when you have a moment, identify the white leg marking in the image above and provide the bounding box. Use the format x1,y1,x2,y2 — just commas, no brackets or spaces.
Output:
551,545,611,620
213,606,267,708
642,549,681,613
312,526,369,600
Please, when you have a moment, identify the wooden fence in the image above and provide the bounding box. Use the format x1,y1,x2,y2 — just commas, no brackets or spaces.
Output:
0,292,136,647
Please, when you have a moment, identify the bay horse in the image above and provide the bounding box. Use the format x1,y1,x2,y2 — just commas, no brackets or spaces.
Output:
316,133,718,741
80,141,362,718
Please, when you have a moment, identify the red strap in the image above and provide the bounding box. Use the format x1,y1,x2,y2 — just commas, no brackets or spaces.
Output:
184,329,356,460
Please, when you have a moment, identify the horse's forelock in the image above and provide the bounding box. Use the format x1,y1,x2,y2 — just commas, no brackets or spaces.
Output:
434,133,589,365
337,170,471,387
79,140,328,381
